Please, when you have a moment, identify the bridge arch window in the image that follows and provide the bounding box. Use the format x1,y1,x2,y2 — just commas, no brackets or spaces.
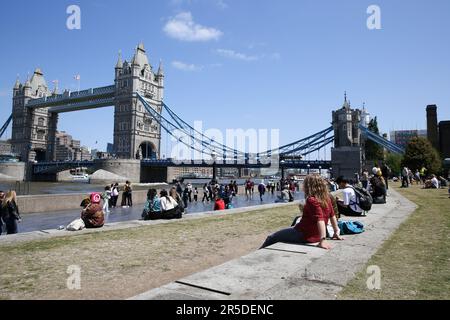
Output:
38,117,45,126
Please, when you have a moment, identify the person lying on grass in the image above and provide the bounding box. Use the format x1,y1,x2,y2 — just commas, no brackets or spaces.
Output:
260,174,343,250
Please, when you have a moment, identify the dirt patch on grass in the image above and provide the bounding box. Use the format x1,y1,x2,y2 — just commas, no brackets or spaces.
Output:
339,184,450,300
0,205,298,300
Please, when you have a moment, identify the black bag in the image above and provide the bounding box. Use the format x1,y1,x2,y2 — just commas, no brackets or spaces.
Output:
350,186,373,212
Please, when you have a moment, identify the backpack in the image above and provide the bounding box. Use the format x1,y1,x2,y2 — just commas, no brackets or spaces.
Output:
338,221,365,235
350,186,373,212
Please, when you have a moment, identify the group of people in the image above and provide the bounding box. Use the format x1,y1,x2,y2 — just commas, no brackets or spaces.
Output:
141,187,184,220
99,181,133,214
0,190,21,235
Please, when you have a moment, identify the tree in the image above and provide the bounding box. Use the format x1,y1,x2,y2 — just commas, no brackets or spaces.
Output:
401,137,442,174
365,117,384,161
385,153,403,176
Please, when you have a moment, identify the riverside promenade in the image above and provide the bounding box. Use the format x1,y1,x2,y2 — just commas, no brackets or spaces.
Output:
131,188,417,300
0,188,417,300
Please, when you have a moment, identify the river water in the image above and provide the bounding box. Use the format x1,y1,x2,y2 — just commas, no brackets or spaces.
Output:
0,181,165,195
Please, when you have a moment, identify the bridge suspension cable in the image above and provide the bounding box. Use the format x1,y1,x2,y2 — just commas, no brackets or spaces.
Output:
162,101,248,158
138,94,246,161
0,114,13,139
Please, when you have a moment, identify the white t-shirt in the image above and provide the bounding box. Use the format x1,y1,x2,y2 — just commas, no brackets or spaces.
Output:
431,177,439,189
342,186,363,213
160,196,178,211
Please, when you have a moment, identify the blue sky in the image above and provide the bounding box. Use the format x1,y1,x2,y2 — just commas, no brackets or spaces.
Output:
1,0,449,156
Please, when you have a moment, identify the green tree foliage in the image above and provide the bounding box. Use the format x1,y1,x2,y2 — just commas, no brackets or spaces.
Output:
385,153,403,176
402,137,442,173
365,117,384,161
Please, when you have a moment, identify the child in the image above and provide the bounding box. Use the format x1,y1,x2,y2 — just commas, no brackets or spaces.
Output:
101,186,112,214
193,187,198,202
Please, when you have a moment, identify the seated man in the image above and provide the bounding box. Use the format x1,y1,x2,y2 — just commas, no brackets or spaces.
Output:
430,175,440,189
335,176,364,216
81,193,105,228
369,172,387,204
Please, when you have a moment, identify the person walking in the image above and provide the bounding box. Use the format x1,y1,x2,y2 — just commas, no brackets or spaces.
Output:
0,191,22,235
361,169,369,189
258,181,266,202
110,183,119,208
182,187,189,209
101,186,112,214
193,187,198,202
202,183,210,202
125,181,133,207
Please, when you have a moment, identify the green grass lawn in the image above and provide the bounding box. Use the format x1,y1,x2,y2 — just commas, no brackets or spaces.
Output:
339,184,450,300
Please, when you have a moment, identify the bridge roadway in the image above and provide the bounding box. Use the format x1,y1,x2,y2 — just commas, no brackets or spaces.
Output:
32,159,332,175
25,85,116,113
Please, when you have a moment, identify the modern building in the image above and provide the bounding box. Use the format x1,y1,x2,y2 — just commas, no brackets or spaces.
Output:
390,130,427,149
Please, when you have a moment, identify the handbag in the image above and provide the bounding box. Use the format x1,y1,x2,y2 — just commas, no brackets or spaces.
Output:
66,218,86,231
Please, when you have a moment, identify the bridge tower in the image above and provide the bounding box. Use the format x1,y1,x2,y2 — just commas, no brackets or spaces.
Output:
331,95,364,180
113,43,164,160
10,69,55,162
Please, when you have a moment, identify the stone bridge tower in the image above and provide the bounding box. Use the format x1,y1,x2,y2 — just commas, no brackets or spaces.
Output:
113,43,164,160
331,95,364,180
11,69,56,162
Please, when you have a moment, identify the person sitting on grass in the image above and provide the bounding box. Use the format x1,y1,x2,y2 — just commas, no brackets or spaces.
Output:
142,189,161,220
81,193,105,229
260,175,343,250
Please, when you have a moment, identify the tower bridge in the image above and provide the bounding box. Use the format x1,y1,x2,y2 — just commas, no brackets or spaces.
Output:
0,43,404,183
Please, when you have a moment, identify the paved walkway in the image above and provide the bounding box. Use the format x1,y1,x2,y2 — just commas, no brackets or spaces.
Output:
130,188,417,300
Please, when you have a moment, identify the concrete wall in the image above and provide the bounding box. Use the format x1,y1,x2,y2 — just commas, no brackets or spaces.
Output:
0,162,26,181
93,159,141,183
17,189,150,214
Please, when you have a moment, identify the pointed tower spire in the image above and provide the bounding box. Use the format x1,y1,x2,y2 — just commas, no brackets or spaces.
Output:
157,59,164,75
344,91,347,103
14,74,21,89
116,50,123,69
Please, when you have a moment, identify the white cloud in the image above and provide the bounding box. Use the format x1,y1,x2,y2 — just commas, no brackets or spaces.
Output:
163,12,223,42
0,89,9,97
216,49,259,61
171,60,203,72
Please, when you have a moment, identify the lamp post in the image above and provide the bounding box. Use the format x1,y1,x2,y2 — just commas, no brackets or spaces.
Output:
307,164,311,175
211,151,218,183
319,166,322,175
280,160,285,180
